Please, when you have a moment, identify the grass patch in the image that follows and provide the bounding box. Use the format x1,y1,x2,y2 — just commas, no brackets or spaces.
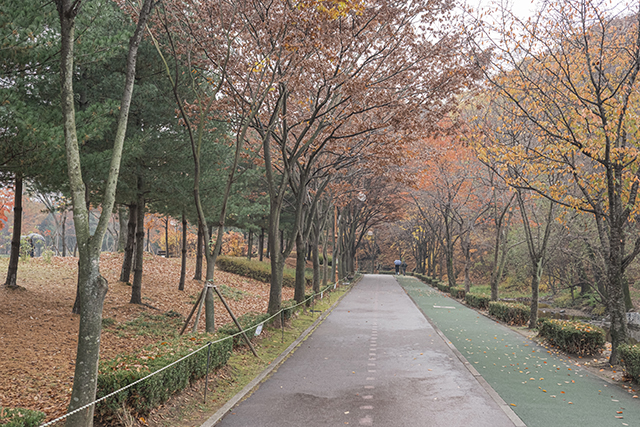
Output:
217,284,248,301
468,284,543,300
106,312,184,339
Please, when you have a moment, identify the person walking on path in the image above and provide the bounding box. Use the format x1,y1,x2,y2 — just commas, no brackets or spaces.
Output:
394,259,402,274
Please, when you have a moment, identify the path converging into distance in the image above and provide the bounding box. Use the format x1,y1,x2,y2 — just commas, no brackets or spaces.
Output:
399,276,640,427
212,274,518,427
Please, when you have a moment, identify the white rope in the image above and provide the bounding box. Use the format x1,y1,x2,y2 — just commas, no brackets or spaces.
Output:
38,281,341,426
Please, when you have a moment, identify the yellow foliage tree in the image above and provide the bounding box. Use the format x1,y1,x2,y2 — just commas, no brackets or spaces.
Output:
469,0,640,363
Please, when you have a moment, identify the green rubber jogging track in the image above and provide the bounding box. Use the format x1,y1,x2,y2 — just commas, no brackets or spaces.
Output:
397,276,640,427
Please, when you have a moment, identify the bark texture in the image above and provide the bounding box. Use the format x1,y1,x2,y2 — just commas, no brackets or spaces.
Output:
4,174,22,288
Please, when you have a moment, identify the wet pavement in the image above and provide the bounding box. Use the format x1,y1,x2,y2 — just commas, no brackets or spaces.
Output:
398,275,640,427
210,274,519,427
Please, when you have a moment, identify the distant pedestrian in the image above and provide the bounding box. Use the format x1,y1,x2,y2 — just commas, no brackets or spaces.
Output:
401,261,407,275
394,259,401,275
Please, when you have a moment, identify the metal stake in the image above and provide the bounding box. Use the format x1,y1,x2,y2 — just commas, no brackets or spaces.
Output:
281,310,285,343
204,342,212,403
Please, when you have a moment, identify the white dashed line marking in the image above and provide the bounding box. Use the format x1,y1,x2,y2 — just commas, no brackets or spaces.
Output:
359,415,373,425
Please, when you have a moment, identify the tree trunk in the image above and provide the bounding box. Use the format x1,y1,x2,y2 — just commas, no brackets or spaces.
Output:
490,225,509,302
462,234,472,292
322,223,329,287
259,227,265,261
312,224,321,294
58,0,155,422
146,224,150,252
247,230,253,260
119,203,137,283
117,205,128,252
529,258,543,329
165,214,170,257
623,276,634,311
294,231,306,303
4,174,23,288
267,207,284,316
336,212,344,281
130,177,145,305
607,224,629,365
179,212,187,291
194,220,203,280
445,240,456,288
68,249,108,427
62,213,67,257
331,209,337,283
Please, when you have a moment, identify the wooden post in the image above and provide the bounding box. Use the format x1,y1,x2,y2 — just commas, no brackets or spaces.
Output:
212,285,260,358
180,285,206,335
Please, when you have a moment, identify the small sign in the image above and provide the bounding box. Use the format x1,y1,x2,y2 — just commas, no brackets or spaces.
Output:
254,323,263,336
334,283,337,289
321,291,324,299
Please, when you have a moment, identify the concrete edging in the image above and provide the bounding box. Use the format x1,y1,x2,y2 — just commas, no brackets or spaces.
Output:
200,281,356,427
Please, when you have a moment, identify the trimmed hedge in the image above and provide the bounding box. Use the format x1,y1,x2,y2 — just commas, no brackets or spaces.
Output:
449,286,465,299
281,299,299,320
619,343,640,383
319,254,333,266
537,319,605,356
435,281,450,293
216,256,311,288
96,333,232,421
488,301,530,326
465,293,491,310
216,312,271,346
0,407,45,427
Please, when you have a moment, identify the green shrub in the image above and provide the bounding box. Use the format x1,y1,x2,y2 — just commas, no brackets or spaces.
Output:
0,407,45,427
216,256,271,282
96,333,232,422
465,293,491,310
488,301,530,326
537,319,605,356
450,286,465,299
18,238,31,261
435,281,450,293
413,273,432,283
619,343,640,383
216,256,310,288
305,292,316,307
216,312,270,346
281,299,300,320
319,254,332,266
427,277,441,285
41,248,54,263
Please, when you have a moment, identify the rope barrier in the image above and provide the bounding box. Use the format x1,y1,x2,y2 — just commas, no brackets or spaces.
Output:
38,281,347,427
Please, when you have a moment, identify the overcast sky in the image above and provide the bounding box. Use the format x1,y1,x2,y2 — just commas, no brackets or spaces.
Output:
471,0,537,18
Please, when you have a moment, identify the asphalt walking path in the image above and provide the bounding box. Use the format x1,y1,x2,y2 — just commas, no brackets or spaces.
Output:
398,275,640,427
210,274,520,427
